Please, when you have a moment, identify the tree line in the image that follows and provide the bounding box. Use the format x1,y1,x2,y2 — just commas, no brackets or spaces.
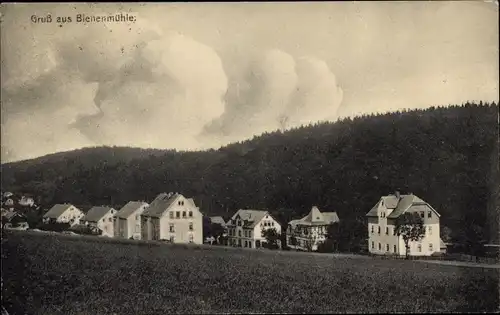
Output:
2,102,498,249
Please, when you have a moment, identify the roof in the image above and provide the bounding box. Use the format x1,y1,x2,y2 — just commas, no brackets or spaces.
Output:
440,238,446,249
289,206,340,228
366,194,440,218
115,201,148,219
229,209,270,228
142,193,180,217
210,216,227,226
43,204,74,219
2,211,26,221
83,206,114,222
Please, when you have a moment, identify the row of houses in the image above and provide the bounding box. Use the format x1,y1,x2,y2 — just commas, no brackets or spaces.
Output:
4,190,447,256
42,192,204,244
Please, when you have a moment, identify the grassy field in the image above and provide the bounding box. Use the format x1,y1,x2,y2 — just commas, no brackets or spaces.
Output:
2,231,499,314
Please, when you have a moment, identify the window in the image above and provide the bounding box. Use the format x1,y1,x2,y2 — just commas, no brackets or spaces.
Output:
169,224,175,233
385,227,388,235
182,211,186,218
420,211,424,218
417,244,422,252
169,212,174,219
249,230,252,238
244,230,247,237
393,228,397,236
377,226,380,234
378,243,381,250
238,230,242,237
371,225,374,233
189,234,193,243
176,211,180,219
189,211,193,217
170,235,175,243
178,201,181,206
428,226,432,235
189,222,193,231
428,211,432,218
109,217,112,222
429,243,433,251
271,222,275,226
371,241,374,249
386,244,389,251
393,245,397,253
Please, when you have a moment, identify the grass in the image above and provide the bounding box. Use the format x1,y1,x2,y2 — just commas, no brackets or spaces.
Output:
2,231,499,314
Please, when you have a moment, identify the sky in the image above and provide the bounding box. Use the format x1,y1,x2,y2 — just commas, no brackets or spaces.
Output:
1,2,498,163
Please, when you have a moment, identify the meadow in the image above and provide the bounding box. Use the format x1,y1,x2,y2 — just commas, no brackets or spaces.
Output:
2,231,499,314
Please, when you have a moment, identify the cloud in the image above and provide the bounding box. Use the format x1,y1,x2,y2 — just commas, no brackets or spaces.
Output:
201,50,343,143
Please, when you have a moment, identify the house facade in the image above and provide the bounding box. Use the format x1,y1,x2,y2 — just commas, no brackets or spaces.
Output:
141,193,203,244
114,201,149,240
82,206,116,237
226,210,282,249
287,206,340,251
366,192,441,256
43,204,84,226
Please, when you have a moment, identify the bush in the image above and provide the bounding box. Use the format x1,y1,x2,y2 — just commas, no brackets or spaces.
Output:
39,222,71,232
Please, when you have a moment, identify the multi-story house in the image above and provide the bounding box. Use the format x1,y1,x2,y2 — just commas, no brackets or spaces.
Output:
141,192,203,244
82,206,116,237
366,191,441,256
226,209,282,249
43,204,84,226
114,201,149,240
286,206,340,251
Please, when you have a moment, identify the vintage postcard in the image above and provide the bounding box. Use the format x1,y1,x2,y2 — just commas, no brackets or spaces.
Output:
1,2,499,314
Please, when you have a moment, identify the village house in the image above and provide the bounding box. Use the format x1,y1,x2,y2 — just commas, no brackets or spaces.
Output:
287,206,340,251
206,216,228,245
366,191,442,256
114,201,149,240
1,209,28,229
43,204,84,226
226,209,282,249
141,192,203,244
82,206,116,237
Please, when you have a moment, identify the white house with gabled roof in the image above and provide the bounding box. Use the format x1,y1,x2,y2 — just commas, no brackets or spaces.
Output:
141,192,203,244
226,209,282,249
82,206,116,237
287,206,340,251
366,191,441,256
43,204,84,226
114,201,149,240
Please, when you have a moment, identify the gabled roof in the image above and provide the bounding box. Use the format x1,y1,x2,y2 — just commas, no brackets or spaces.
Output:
229,209,270,228
366,194,440,218
142,193,180,218
289,206,340,228
43,204,75,219
83,206,114,222
210,216,227,226
2,211,27,221
115,201,148,219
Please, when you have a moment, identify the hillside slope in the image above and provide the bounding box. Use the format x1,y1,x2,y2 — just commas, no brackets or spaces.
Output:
1,102,498,243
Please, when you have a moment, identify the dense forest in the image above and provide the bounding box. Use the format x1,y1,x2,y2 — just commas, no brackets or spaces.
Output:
1,102,499,246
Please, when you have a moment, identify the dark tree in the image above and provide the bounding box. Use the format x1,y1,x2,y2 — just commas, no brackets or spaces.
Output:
395,212,426,259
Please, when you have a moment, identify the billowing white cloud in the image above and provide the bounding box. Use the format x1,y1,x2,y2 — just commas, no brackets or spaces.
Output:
201,50,343,143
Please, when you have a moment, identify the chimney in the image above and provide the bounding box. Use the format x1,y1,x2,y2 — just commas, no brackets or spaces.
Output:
395,191,401,199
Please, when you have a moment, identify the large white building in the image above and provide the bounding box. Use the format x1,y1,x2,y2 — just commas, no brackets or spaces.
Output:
114,201,149,240
287,206,340,251
141,193,203,244
366,192,441,256
226,209,282,249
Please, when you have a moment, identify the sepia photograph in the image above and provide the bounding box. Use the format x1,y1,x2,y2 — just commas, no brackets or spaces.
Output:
1,2,499,314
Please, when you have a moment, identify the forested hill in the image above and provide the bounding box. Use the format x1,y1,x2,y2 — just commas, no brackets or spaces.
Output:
1,102,499,243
